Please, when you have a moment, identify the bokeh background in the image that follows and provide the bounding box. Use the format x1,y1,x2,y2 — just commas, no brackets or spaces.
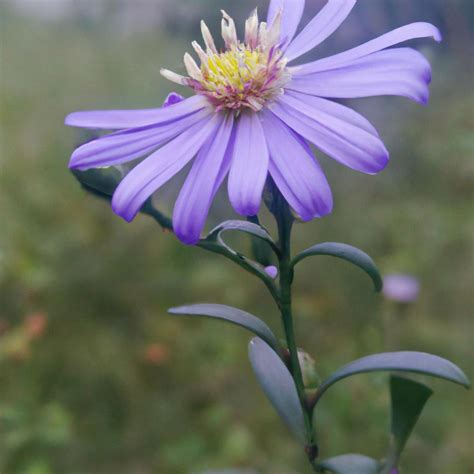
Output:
1,0,473,472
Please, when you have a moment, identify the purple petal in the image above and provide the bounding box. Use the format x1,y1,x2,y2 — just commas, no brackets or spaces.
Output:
111,113,221,222
163,92,184,108
69,108,213,170
285,0,356,61
289,48,432,104
295,22,441,75
173,114,234,245
267,0,305,47
65,94,209,130
286,90,380,135
260,110,333,220
228,112,269,216
212,125,237,195
269,92,389,174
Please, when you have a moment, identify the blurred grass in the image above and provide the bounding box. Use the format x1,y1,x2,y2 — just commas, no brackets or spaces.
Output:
1,2,473,473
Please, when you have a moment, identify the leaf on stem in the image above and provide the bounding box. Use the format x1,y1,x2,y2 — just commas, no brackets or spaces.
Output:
292,242,383,292
204,220,278,254
386,376,433,467
311,351,470,409
248,337,307,444
318,454,380,474
168,304,280,353
197,221,280,295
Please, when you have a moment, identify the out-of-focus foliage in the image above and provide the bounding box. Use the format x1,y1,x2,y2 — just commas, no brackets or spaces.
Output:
0,1,472,473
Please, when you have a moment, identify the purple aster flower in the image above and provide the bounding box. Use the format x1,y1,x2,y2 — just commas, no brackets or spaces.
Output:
66,1,441,245
383,274,420,303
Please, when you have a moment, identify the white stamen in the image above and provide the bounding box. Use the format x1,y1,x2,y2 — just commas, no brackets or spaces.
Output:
201,20,217,54
192,41,208,65
258,21,267,46
265,8,282,49
221,10,238,48
245,8,259,49
247,96,264,111
183,53,203,81
160,68,189,86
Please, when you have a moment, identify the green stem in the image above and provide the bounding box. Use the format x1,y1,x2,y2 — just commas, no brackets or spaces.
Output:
379,438,399,474
275,207,318,465
197,240,280,304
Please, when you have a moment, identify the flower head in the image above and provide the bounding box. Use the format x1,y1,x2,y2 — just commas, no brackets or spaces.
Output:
383,274,420,303
66,0,441,244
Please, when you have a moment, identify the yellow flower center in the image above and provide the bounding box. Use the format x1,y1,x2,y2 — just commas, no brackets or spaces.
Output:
161,9,290,112
203,46,267,93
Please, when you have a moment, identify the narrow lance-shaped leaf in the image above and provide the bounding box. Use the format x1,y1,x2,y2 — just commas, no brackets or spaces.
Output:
379,376,433,474
248,337,307,444
168,304,280,353
318,454,380,474
311,351,470,408
292,242,383,292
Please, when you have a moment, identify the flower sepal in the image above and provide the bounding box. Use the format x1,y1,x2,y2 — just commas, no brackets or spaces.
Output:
71,166,125,201
72,167,173,230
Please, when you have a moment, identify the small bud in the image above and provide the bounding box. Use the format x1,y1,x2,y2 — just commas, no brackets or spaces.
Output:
265,265,278,279
297,349,320,389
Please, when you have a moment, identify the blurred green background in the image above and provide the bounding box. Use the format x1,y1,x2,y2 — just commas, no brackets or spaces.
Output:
1,0,473,472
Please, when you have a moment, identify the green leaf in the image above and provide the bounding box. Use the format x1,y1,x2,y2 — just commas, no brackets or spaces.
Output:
292,242,383,292
387,376,432,469
311,351,470,408
246,216,276,266
248,337,307,444
319,454,380,474
168,304,280,353
204,220,278,254
71,167,123,200
197,221,280,301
